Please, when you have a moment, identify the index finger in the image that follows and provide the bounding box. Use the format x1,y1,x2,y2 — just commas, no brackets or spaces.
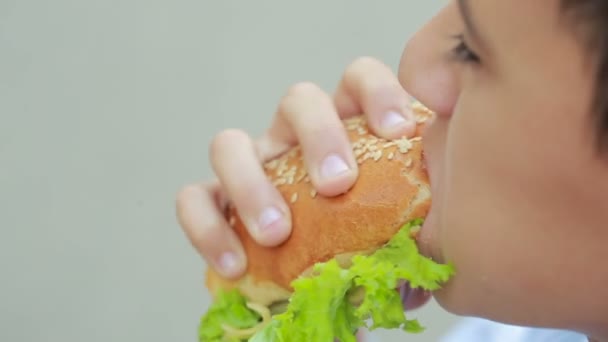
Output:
333,57,418,139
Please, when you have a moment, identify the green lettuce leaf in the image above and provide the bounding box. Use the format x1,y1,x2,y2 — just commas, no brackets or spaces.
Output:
198,219,455,341
198,289,262,341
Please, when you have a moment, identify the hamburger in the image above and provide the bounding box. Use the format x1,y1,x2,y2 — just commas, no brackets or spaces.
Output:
198,102,455,341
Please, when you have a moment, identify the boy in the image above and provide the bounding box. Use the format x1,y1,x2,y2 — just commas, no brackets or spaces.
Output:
176,1,608,340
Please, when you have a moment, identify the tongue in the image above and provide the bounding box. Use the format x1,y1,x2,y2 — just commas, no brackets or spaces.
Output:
398,282,431,311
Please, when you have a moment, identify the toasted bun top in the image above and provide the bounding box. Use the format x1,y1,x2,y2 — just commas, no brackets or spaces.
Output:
205,104,434,306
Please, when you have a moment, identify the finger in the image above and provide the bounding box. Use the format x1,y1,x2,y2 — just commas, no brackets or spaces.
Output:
334,56,417,139
264,82,359,197
175,182,247,279
210,129,292,246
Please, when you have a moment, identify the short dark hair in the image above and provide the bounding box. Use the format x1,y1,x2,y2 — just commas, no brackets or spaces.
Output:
561,0,608,154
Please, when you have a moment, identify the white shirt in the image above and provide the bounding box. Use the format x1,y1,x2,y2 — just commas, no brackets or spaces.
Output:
440,317,588,342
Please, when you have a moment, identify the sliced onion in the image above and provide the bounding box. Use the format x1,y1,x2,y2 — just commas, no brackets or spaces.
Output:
221,302,272,339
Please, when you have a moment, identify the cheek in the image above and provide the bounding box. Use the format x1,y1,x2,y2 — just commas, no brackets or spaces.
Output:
432,90,598,325
431,106,537,320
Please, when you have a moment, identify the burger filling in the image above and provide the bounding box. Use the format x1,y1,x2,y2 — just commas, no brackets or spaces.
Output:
198,219,455,342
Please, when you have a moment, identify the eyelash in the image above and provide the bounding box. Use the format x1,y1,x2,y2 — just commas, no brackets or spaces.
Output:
450,34,480,64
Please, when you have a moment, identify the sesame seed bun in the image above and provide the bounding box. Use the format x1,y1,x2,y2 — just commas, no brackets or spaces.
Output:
205,103,434,307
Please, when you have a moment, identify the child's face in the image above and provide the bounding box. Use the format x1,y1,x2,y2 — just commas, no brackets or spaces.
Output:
399,0,608,334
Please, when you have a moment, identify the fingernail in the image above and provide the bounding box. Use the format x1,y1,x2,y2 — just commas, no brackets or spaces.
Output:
320,154,350,179
382,110,408,129
258,206,283,232
217,252,242,276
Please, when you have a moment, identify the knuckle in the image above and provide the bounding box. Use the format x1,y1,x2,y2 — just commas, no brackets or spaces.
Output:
174,184,204,228
279,82,328,120
344,57,404,106
286,81,323,98
175,183,199,207
209,128,250,158
181,211,225,249
190,223,220,251
277,95,298,120
230,180,264,206
346,56,383,76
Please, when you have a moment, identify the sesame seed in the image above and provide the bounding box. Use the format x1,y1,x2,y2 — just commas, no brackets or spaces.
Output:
266,159,279,170
273,178,287,186
388,152,394,160
406,158,413,167
283,166,296,184
397,138,412,153
229,216,236,226
287,148,298,158
290,193,298,203
373,150,382,161
277,162,288,176
310,189,317,198
296,170,307,183
344,116,365,130
412,101,425,111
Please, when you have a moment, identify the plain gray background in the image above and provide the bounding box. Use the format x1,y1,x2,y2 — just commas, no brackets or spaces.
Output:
0,1,461,341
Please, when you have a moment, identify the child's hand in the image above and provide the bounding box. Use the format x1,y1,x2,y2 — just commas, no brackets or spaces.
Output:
176,57,418,279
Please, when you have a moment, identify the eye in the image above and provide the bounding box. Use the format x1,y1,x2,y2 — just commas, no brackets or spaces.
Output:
450,34,480,64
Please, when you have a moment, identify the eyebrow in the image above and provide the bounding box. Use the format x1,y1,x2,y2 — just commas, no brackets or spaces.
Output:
457,0,486,49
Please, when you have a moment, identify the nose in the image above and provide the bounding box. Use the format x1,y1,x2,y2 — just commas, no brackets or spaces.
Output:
398,4,461,118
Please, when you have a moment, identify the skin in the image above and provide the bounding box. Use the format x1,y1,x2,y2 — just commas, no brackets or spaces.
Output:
176,0,608,340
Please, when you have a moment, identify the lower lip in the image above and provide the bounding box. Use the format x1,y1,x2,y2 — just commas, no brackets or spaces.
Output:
416,205,441,263
399,282,431,311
